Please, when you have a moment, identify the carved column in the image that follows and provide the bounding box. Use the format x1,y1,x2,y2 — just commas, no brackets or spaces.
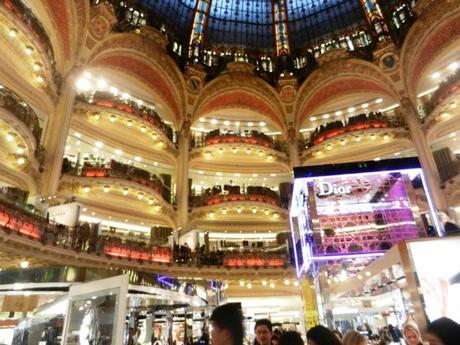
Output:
401,97,447,212
176,119,191,233
287,125,301,167
40,73,78,195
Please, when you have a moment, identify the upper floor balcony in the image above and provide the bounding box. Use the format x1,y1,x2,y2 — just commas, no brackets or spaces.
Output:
61,158,172,205
0,0,60,88
190,129,290,174
0,198,292,278
301,111,411,164
0,84,44,171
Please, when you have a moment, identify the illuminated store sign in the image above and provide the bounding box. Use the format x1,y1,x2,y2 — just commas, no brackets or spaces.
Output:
290,158,443,278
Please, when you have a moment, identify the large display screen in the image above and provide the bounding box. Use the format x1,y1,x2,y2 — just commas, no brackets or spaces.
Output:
409,238,460,323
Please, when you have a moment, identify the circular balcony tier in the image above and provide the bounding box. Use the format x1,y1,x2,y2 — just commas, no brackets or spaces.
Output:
190,142,290,174
425,86,460,142
0,2,58,90
72,105,177,165
0,228,293,280
301,127,412,165
189,200,288,232
58,175,175,227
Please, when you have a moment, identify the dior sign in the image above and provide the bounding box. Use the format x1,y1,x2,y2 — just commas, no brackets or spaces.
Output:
316,182,352,197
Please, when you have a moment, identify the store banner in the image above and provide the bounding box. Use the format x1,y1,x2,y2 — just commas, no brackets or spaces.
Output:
48,202,81,227
300,279,319,329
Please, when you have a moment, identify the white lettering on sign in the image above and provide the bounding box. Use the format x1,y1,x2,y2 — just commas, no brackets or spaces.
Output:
316,182,352,197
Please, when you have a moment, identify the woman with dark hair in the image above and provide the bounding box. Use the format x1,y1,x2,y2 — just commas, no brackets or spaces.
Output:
306,326,341,345
278,331,303,345
425,317,460,345
210,303,244,345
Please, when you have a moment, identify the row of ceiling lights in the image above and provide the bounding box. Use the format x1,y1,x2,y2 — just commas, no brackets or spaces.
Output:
236,279,298,289
313,132,393,156
6,27,45,85
81,185,163,212
208,208,280,218
199,118,267,127
430,61,459,80
4,131,27,165
310,98,384,122
204,147,274,160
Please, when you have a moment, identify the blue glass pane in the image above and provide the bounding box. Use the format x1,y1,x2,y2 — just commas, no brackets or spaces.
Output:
286,0,367,48
205,0,274,51
137,0,196,33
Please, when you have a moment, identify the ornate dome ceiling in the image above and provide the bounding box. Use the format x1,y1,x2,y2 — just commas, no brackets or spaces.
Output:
124,0,399,52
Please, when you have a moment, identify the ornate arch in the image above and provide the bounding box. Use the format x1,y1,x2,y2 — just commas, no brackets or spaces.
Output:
295,58,399,129
401,0,460,98
86,33,186,126
194,72,287,133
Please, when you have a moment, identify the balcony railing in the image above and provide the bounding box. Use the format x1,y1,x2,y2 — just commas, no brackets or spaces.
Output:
0,84,45,166
192,129,287,154
62,159,172,203
0,198,289,269
0,0,60,88
190,185,283,208
77,91,175,143
306,112,404,148
426,68,460,115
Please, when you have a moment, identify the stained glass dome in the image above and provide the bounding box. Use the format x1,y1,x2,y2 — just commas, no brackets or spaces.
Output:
121,0,402,52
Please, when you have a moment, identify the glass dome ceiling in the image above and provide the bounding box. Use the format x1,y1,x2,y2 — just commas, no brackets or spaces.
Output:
131,0,399,52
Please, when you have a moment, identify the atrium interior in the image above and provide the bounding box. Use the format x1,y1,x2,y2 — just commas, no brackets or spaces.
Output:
0,0,460,344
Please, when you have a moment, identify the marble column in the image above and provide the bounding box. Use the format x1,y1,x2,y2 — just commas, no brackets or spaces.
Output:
40,72,77,195
401,97,448,213
176,119,191,234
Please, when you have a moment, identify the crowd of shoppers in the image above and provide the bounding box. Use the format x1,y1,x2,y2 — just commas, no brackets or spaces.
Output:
209,303,460,345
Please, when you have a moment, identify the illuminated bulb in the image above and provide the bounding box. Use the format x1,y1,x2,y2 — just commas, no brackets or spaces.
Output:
224,120,230,126
248,122,254,127
267,154,273,160
6,133,15,142
199,118,205,123
24,46,33,55
235,121,240,126
316,150,322,156
239,280,245,287
246,148,251,154
109,86,118,95
259,121,266,126
211,119,218,125
17,157,25,165
36,75,44,84
33,62,42,71
362,103,368,109
293,281,299,287
348,107,356,113
94,113,101,120
97,79,107,89
262,280,267,286
205,151,212,159
232,147,237,153
310,116,317,122
340,139,346,145
103,185,110,193
16,145,25,154
83,185,91,193
151,133,158,140
20,260,29,269
449,62,459,71
273,213,280,219
127,120,133,127
284,279,290,285
137,192,144,200
140,125,147,132
326,144,332,150
247,283,252,289
115,149,122,155
383,134,389,140
122,188,129,196
252,207,257,214
375,98,383,104
365,271,371,277
76,78,90,91
121,93,130,100
322,114,330,119
110,115,116,122
134,156,142,162
440,112,450,119
222,208,227,215
264,209,269,216
335,111,343,116
269,282,275,288
449,102,457,109
431,71,441,79
95,141,103,148
154,205,161,212
236,207,242,213
8,28,17,37
357,275,363,280
354,136,361,142
258,150,264,156
370,133,376,140
219,148,224,154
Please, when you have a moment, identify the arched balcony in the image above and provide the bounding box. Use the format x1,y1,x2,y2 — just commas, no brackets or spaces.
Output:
301,111,411,164
0,0,60,88
0,84,44,171
0,199,292,279
190,129,290,174
61,158,173,205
